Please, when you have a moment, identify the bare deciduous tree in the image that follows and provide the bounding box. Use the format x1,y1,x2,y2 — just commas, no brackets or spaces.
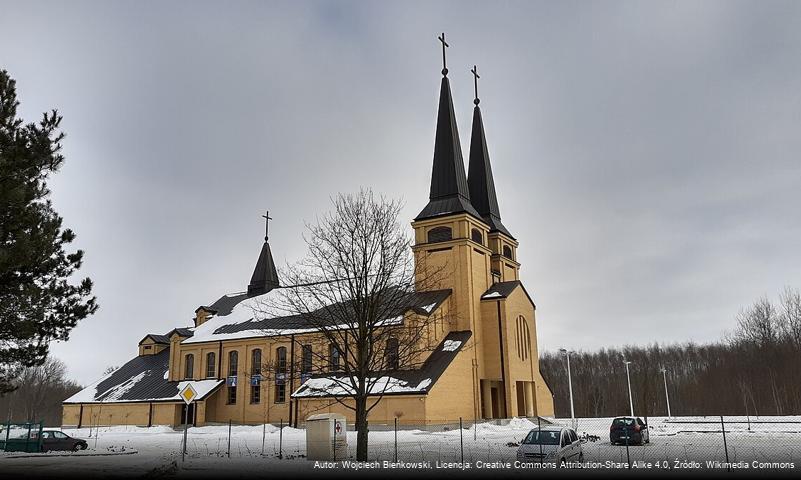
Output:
257,189,449,460
0,356,81,425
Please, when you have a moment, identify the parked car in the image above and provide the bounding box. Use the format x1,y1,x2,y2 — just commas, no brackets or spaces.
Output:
609,416,650,445
516,426,584,466
34,430,88,452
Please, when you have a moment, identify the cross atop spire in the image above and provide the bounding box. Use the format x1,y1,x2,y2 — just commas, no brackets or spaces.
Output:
261,211,272,241
471,65,480,105
438,33,449,76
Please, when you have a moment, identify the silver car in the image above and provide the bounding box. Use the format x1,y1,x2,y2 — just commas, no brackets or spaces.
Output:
516,426,584,466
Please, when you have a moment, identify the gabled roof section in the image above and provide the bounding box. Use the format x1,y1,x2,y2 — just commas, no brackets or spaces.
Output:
167,327,194,339
416,76,482,222
63,350,223,404
139,334,170,345
480,280,536,308
291,330,472,398
196,293,249,316
467,104,514,239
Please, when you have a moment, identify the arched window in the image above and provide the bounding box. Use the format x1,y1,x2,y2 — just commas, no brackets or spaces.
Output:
184,354,194,379
206,352,216,378
276,346,287,374
329,344,341,372
251,349,262,375
471,228,483,245
228,350,238,377
427,226,452,243
386,338,399,370
515,316,531,361
503,245,513,259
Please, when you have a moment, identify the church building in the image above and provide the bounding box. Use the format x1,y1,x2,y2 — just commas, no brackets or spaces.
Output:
62,44,555,428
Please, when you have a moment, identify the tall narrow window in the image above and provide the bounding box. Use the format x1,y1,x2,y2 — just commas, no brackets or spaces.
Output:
503,245,513,259
228,350,238,377
516,316,531,361
251,349,262,375
386,338,399,370
184,354,194,380
302,345,313,374
274,383,286,403
276,347,287,374
329,344,341,372
251,384,261,404
227,385,237,404
206,352,216,378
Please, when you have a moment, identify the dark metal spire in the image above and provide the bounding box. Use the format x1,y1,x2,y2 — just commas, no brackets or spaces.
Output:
415,35,481,222
467,69,514,239
248,212,280,297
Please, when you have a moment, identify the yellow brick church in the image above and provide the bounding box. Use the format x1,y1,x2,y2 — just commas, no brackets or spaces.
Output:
62,54,555,428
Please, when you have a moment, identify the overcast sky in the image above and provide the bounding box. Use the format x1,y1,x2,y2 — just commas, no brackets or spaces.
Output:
2,1,800,384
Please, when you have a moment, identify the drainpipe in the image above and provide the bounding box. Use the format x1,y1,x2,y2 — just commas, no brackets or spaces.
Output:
148,402,153,427
78,404,83,428
496,300,508,417
217,341,222,380
289,334,296,427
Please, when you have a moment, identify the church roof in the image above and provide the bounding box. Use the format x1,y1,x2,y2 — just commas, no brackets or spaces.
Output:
480,280,536,307
291,330,472,398
182,288,452,345
467,104,514,239
63,350,223,404
415,76,482,222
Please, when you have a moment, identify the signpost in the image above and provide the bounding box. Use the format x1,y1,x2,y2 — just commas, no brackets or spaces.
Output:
179,383,198,462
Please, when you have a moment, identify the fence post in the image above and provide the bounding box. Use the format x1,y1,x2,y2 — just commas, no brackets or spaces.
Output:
279,418,283,459
537,416,543,466
624,427,631,470
720,416,730,472
459,417,464,463
394,417,398,463
227,419,231,458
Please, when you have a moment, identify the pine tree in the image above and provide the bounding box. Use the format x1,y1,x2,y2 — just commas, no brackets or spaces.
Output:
0,69,97,395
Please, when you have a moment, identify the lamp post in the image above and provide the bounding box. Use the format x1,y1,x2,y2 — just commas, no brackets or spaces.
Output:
559,348,575,426
660,368,671,418
623,360,634,417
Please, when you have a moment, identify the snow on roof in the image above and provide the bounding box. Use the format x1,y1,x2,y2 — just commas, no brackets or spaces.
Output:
293,376,433,398
291,330,472,399
183,289,449,345
64,350,223,404
442,340,462,352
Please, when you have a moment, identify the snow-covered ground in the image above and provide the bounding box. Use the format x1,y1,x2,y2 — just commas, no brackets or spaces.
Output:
1,416,799,476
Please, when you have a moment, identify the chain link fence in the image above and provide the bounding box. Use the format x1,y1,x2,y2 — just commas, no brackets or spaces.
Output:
54,415,801,470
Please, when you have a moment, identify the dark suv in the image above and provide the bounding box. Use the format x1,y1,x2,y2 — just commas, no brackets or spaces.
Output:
35,430,88,452
609,416,649,445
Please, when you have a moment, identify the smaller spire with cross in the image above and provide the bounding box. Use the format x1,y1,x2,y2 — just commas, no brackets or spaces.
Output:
261,211,273,241
471,65,480,106
437,32,449,76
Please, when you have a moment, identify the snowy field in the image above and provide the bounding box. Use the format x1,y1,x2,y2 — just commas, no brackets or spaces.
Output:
2,416,800,476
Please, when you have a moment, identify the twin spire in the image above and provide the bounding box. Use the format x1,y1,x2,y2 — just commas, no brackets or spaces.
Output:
416,34,514,239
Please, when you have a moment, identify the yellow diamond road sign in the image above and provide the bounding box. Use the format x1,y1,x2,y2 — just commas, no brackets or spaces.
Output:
180,384,198,405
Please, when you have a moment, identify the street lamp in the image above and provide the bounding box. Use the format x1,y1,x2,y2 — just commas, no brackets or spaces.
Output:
660,367,671,418
559,348,575,426
623,359,634,417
